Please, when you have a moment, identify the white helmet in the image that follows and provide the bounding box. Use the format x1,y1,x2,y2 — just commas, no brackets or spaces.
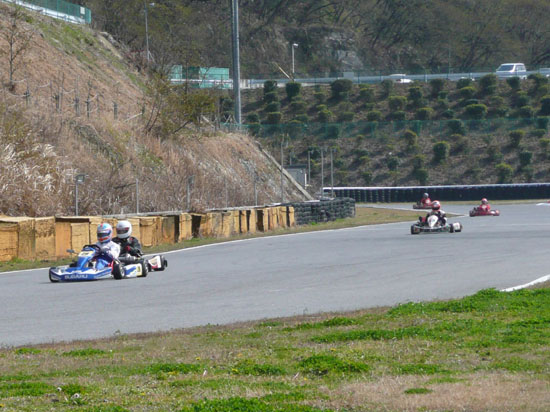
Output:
97,223,113,244
116,220,132,239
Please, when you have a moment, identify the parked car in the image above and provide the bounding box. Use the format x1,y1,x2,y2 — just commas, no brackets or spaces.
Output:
538,68,550,77
495,63,527,79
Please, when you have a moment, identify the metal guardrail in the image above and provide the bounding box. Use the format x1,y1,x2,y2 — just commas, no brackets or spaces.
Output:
325,184,550,203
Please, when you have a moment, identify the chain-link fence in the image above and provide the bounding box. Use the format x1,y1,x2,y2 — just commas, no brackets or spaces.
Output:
1,0,91,24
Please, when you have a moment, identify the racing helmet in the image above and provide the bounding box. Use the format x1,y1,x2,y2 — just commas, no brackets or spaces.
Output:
116,220,132,239
422,192,429,199
481,198,488,205
97,223,113,244
431,200,441,211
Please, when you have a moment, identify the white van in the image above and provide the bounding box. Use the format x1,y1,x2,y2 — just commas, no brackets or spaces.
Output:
496,63,527,79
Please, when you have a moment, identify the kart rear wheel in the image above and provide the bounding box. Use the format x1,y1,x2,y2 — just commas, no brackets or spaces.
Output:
112,262,123,280
140,261,148,277
411,225,419,235
49,272,58,283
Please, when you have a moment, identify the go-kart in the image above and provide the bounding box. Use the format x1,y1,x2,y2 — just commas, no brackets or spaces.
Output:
412,201,433,210
49,245,167,282
469,207,500,217
410,214,463,235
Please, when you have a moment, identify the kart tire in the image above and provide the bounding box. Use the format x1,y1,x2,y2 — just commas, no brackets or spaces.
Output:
450,224,454,233
411,225,418,235
112,262,123,280
141,261,148,277
49,272,58,283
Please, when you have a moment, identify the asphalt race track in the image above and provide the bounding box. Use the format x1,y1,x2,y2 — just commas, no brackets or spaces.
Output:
1,203,549,347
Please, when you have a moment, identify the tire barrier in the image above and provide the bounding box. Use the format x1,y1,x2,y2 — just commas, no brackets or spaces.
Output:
290,198,355,226
325,183,550,202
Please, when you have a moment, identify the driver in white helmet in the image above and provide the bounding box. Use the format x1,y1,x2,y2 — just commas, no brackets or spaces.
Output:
95,222,120,260
113,220,142,258
425,200,447,225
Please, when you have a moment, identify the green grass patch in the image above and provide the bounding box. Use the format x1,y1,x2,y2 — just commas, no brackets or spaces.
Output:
298,354,369,376
396,363,449,375
15,347,41,355
404,387,433,394
0,381,52,397
179,397,332,412
62,348,108,357
230,360,286,376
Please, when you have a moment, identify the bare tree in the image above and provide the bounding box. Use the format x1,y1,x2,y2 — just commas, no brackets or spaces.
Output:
0,4,35,87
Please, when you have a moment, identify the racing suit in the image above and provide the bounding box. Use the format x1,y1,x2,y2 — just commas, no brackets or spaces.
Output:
425,209,447,226
479,203,491,212
94,240,120,261
421,197,432,206
113,236,142,257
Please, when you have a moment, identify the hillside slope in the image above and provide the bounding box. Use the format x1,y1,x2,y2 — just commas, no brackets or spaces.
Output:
0,3,308,217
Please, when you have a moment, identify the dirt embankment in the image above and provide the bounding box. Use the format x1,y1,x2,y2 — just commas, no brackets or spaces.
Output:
0,3,308,217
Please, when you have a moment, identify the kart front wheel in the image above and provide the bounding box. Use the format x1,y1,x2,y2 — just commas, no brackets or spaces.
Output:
112,262,123,280
140,261,148,277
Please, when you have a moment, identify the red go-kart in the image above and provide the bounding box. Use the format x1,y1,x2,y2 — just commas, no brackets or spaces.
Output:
469,207,500,217
412,201,433,210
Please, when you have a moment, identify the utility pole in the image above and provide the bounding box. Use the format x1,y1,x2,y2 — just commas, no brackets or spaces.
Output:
231,0,242,124
307,150,311,187
320,147,324,198
330,148,334,198
280,137,285,203
136,177,140,214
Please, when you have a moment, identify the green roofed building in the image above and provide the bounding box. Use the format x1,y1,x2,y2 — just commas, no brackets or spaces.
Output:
170,66,231,89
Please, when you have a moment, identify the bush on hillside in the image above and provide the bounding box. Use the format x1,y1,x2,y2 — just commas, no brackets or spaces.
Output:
456,78,473,89
433,141,450,163
403,129,418,146
359,86,374,102
285,82,302,100
458,86,476,100
246,113,260,123
388,95,407,111
263,80,277,94
447,119,466,135
408,86,423,107
506,77,521,91
338,111,355,122
464,103,487,119
325,124,340,139
509,130,525,148
390,111,407,121
512,91,529,108
318,109,332,123
528,73,549,97
486,145,503,163
366,110,382,121
265,101,280,113
412,154,425,169
539,96,550,116
537,116,549,129
330,79,353,100
264,91,278,103
380,79,393,98
289,99,307,113
415,107,434,120
451,134,469,154
362,171,373,185
286,119,304,137
412,167,429,185
265,112,282,124
441,109,455,119
478,74,497,96
295,114,309,123
530,129,546,138
314,91,326,104
516,105,534,119
438,90,448,100
519,150,533,168
496,162,514,183
539,138,550,158
386,155,399,171
429,78,445,98
248,122,261,136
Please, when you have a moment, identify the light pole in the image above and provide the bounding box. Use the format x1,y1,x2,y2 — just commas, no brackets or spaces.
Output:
291,43,298,78
231,0,242,124
144,2,155,63
75,174,86,216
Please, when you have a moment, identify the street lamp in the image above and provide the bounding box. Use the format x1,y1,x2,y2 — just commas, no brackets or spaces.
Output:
291,43,298,78
75,174,86,216
144,2,155,63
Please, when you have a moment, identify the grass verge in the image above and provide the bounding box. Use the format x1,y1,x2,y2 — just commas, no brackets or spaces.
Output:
0,207,420,273
0,288,548,411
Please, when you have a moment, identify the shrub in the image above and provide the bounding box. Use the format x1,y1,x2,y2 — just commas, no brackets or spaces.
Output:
325,124,340,139
456,78,473,89
463,98,479,107
412,154,425,169
486,145,503,163
338,111,355,122
358,155,370,166
529,73,549,96
330,79,353,100
451,135,469,154
248,122,261,136
285,82,301,100
478,74,497,96
488,106,508,118
415,107,434,120
539,96,550,116
380,79,393,98
458,86,476,100
295,114,309,123
433,141,450,163
436,98,448,110
386,156,399,171
263,80,277,94
438,90,448,100
519,150,533,167
530,129,546,138
289,99,307,113
496,162,514,183
265,112,282,124
441,109,455,119
516,105,534,118
316,104,328,112
537,116,549,129
314,91,326,104
447,119,466,135
403,129,418,147
286,119,304,137
388,95,407,111
522,166,534,182
362,171,373,185
506,77,521,91
539,138,550,156
464,104,487,119
359,86,374,102
265,101,280,113
413,168,429,184
509,130,525,147
318,109,332,122
391,111,407,121
408,86,423,107
366,110,382,121
512,91,529,108
246,113,260,123
264,91,278,103
429,78,445,98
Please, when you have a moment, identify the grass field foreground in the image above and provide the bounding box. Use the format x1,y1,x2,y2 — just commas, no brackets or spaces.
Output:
0,207,420,273
0,288,549,411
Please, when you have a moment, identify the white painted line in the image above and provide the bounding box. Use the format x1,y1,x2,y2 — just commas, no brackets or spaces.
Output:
501,274,550,292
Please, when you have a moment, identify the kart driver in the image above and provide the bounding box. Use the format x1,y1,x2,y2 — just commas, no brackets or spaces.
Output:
420,192,431,206
425,200,447,226
113,220,142,257
479,198,491,212
95,222,120,261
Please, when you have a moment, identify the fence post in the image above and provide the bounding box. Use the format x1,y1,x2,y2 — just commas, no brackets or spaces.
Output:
86,99,90,118
113,102,118,120
74,96,80,116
